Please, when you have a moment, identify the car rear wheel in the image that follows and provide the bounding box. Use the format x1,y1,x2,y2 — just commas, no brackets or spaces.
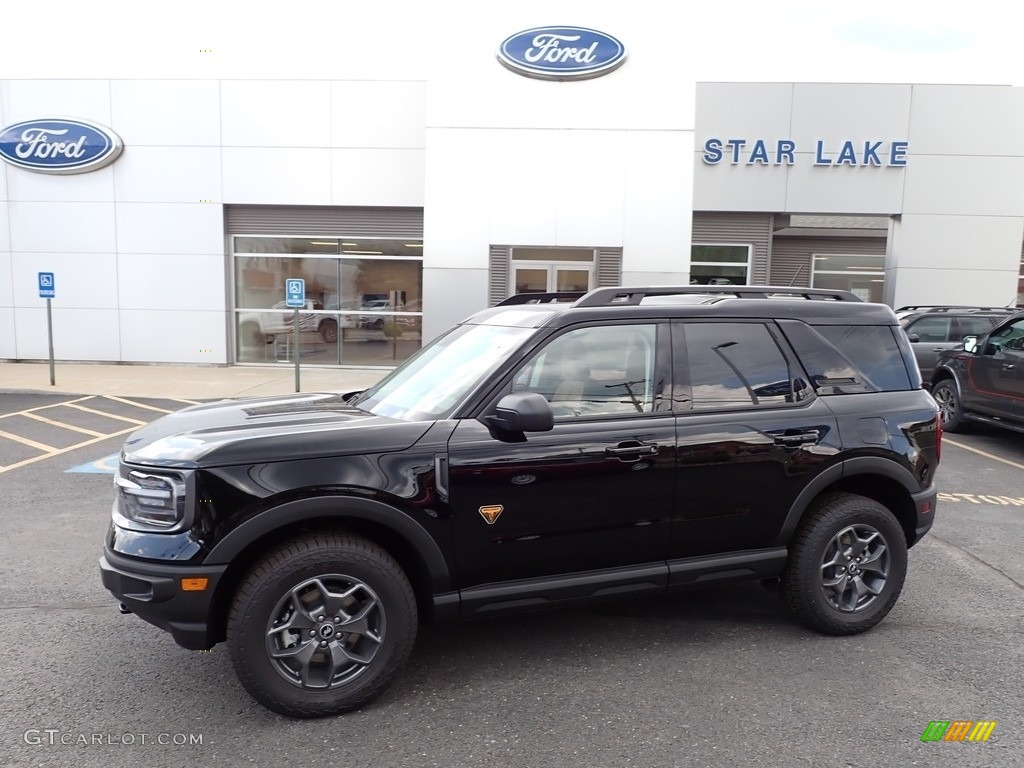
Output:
781,493,907,636
227,533,417,717
931,380,969,432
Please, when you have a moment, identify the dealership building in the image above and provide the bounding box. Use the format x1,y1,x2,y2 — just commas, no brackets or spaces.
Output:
2,27,1023,369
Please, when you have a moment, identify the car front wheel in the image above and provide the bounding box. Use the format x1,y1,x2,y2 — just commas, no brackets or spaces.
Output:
227,533,417,717
781,493,907,636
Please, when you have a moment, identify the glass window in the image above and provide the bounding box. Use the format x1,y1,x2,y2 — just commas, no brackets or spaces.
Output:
905,316,952,343
512,325,661,417
680,323,792,410
811,253,885,302
690,245,750,286
956,316,998,338
354,324,536,421
233,237,423,366
811,325,911,392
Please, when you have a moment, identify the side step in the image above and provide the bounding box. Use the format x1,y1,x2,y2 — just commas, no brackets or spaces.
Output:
965,412,1024,435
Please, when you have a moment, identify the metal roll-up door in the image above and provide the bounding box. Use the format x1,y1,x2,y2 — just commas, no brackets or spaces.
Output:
225,205,423,237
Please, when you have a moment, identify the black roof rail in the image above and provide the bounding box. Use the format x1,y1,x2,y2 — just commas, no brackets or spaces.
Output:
496,292,586,306
896,305,1018,313
574,285,862,307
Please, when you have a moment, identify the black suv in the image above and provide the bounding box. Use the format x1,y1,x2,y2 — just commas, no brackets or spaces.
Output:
896,305,1018,383
929,310,1024,434
100,286,940,718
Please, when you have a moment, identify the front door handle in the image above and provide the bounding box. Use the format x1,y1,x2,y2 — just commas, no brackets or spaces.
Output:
771,430,820,447
605,441,659,461
1001,363,1015,371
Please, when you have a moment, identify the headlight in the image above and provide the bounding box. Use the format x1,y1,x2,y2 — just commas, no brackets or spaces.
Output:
114,469,188,529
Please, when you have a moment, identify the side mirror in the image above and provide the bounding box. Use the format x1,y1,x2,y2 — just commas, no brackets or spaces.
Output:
487,392,554,434
962,335,979,354
907,333,920,343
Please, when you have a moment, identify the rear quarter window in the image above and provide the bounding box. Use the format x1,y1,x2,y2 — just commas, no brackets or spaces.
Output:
778,321,913,393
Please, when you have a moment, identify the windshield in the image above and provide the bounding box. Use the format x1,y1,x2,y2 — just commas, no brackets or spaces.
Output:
351,323,536,420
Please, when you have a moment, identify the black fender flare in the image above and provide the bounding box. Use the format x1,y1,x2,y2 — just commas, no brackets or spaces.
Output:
774,458,920,546
205,495,452,593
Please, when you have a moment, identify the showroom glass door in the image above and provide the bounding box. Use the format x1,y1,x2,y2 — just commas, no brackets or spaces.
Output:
510,247,595,296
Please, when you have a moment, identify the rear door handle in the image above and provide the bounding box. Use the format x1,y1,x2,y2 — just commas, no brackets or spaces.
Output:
771,430,820,447
605,441,659,461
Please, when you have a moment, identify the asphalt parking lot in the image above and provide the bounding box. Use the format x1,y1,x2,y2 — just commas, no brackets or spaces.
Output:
0,394,1021,768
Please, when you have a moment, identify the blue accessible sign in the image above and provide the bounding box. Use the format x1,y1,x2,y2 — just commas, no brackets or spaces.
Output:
285,278,305,308
38,272,55,298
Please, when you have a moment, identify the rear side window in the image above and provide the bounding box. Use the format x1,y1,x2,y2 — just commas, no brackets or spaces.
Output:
904,316,952,342
676,322,800,410
778,321,913,393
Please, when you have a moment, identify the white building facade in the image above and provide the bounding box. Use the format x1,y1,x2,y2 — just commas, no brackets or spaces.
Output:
2,28,1023,368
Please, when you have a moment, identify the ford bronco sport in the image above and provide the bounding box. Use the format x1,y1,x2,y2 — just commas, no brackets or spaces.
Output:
100,285,941,717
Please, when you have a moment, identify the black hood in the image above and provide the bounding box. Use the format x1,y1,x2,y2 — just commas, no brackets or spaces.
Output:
121,392,431,468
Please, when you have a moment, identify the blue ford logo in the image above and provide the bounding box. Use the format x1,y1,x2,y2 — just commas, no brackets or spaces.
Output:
498,27,627,80
0,118,123,174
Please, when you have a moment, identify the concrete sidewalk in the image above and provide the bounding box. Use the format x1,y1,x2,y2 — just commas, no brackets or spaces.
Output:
0,361,390,400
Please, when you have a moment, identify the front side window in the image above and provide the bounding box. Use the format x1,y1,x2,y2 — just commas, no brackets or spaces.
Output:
678,323,795,410
512,325,662,418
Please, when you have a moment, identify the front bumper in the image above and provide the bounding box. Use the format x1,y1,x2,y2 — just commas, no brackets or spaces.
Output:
99,550,227,650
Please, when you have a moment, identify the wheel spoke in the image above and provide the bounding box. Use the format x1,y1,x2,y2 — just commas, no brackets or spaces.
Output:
338,600,381,641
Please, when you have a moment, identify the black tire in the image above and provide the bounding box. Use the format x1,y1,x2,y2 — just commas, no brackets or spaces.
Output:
227,533,417,718
319,319,339,343
781,493,907,636
931,379,969,433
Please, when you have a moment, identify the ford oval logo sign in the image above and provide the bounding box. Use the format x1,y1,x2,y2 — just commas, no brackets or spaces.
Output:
0,118,123,174
498,27,627,81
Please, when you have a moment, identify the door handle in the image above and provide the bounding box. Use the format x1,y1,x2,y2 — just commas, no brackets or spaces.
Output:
1002,363,1015,371
771,431,820,447
605,441,658,461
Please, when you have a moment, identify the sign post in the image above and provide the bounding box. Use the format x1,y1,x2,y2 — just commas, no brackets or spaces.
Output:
285,278,305,392
38,272,56,385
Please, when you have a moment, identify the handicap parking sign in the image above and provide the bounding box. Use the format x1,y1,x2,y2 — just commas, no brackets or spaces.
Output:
285,278,305,308
39,272,55,299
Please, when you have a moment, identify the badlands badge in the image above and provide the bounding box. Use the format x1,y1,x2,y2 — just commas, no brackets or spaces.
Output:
478,505,504,525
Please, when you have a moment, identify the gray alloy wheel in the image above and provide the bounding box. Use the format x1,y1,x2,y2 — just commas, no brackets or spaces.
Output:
227,533,417,717
931,380,968,432
818,524,890,613
265,574,385,690
782,493,907,636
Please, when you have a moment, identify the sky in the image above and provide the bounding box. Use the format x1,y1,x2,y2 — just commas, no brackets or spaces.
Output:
0,0,1018,86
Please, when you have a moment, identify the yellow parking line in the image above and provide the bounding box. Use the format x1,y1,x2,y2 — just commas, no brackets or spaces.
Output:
21,411,107,437
0,427,136,474
104,395,173,414
0,429,57,453
63,403,147,426
0,395,95,420
944,437,1024,471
